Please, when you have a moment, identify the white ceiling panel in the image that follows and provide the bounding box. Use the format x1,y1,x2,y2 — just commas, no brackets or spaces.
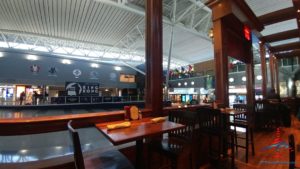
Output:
245,0,293,16
261,19,298,36
269,38,300,47
0,0,143,46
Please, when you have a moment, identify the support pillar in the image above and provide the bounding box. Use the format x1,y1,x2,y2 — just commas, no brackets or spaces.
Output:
269,54,275,90
246,43,255,109
145,0,163,114
213,19,229,106
274,58,280,95
259,43,268,98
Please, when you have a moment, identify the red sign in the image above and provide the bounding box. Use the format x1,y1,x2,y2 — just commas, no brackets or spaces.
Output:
244,25,251,41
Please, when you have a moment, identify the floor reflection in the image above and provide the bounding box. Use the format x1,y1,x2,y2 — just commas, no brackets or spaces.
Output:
0,127,114,163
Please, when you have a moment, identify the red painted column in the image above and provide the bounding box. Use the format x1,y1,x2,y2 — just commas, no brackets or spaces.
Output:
145,0,163,114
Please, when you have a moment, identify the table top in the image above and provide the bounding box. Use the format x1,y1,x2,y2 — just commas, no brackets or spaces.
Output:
95,117,185,145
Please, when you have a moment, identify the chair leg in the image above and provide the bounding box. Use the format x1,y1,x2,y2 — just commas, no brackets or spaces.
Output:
246,128,249,163
234,125,238,154
171,158,177,169
148,146,152,169
209,136,212,158
231,134,235,169
250,127,255,156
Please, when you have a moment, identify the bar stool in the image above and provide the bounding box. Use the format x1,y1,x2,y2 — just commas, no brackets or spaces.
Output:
197,107,235,169
232,104,255,163
148,111,198,169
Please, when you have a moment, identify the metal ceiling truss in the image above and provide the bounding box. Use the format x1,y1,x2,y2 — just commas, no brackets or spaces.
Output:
0,29,187,68
95,0,212,41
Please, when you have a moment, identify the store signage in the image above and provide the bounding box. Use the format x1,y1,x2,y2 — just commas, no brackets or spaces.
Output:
65,82,99,96
244,25,251,41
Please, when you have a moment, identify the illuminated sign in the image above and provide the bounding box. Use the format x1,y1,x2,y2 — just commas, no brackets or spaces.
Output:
244,25,251,41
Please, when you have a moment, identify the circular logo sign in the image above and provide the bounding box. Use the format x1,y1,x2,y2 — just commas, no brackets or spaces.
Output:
73,69,82,78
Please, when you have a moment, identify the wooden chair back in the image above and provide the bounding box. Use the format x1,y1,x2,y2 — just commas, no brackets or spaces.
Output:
233,104,248,122
197,107,223,134
168,110,198,141
68,120,85,169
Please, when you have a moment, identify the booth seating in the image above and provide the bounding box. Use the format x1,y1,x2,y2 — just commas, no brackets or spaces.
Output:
232,104,255,163
148,110,199,169
67,120,134,169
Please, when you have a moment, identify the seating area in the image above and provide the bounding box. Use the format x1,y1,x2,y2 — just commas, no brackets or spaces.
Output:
67,120,134,169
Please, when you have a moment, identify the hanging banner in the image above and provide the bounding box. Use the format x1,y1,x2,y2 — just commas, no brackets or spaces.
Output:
65,82,99,96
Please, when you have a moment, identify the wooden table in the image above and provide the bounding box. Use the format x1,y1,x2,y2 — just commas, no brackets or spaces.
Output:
95,117,185,169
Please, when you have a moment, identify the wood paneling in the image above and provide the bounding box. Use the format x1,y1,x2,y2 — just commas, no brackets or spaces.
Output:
276,49,300,59
213,19,229,106
145,0,163,115
258,7,296,26
270,42,300,53
0,105,209,136
263,29,299,43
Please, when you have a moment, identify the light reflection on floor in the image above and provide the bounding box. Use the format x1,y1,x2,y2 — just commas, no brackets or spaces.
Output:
0,127,115,163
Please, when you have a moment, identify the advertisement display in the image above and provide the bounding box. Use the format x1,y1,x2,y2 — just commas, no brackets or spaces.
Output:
65,82,99,96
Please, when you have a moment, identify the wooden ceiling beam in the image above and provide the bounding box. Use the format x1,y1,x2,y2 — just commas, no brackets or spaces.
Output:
270,41,300,53
275,49,300,59
292,0,300,37
258,7,295,26
263,29,299,43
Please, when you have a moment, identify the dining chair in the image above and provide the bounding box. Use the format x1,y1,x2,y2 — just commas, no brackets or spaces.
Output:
67,120,134,169
232,104,255,163
148,110,198,169
197,107,235,169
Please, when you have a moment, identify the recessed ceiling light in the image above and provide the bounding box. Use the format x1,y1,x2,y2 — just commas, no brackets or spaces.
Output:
114,66,122,71
26,55,38,61
191,81,195,85
178,82,181,86
91,63,99,68
184,82,187,86
62,59,71,64
229,78,234,82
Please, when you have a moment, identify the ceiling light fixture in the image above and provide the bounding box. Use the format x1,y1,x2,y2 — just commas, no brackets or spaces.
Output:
114,66,122,71
184,82,187,86
0,52,3,57
229,78,234,82
62,59,71,64
178,82,181,86
26,55,38,61
91,63,99,68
